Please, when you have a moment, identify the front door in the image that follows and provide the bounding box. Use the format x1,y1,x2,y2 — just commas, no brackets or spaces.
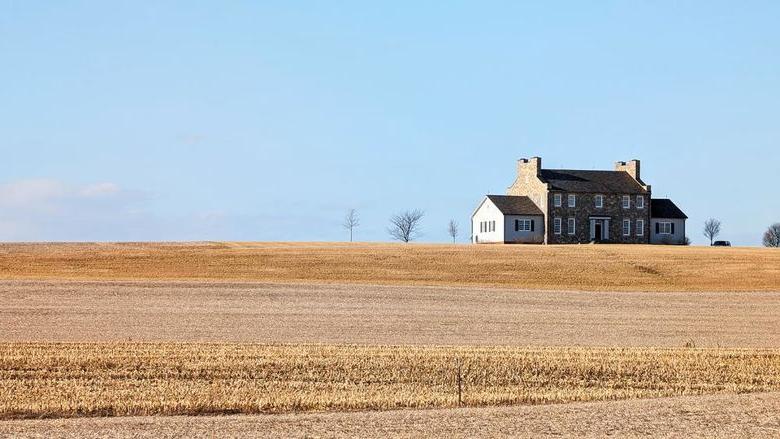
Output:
594,222,603,242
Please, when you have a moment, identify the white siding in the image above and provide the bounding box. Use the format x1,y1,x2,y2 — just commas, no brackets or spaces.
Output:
504,215,545,244
471,198,505,243
650,218,686,244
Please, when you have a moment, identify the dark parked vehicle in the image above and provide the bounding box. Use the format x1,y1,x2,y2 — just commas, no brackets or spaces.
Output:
712,241,731,246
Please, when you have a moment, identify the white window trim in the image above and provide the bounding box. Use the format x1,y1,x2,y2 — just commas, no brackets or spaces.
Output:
554,217,562,235
595,194,604,209
518,219,532,232
567,218,576,235
568,194,576,208
637,219,644,236
636,196,644,209
622,195,630,209
659,222,672,234
553,193,562,207
623,219,631,236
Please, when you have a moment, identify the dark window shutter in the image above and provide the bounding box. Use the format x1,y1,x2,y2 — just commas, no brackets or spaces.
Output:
515,220,519,231
671,223,675,234
655,223,660,234
531,220,535,231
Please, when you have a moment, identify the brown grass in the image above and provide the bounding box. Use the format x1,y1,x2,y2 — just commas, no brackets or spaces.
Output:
2,343,780,419
0,242,778,291
5,392,780,438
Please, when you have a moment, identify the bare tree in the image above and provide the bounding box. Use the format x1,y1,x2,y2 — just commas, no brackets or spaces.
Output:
764,223,780,247
703,218,721,245
388,209,424,243
342,209,360,242
448,219,459,243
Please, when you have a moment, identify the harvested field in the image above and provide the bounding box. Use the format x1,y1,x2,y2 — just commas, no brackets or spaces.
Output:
1,242,779,292
2,343,780,419
5,392,780,438
3,281,780,346
1,243,778,435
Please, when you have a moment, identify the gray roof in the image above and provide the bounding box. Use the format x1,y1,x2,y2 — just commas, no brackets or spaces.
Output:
539,169,648,194
651,198,687,219
486,195,544,216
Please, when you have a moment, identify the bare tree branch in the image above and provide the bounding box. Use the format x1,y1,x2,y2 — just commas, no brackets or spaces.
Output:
342,209,360,242
703,218,721,246
388,209,424,243
448,219,459,243
763,223,780,248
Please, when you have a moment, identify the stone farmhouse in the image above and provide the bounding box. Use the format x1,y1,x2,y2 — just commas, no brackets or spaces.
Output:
471,157,687,244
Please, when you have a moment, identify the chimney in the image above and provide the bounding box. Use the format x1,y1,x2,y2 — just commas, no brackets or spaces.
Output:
615,159,640,181
518,156,542,178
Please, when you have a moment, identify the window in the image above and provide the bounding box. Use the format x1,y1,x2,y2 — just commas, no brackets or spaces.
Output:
480,222,483,233
622,195,630,209
637,219,644,236
595,195,604,208
491,220,495,232
553,193,562,207
623,219,631,236
516,219,533,232
658,222,673,234
568,194,576,208
636,196,644,209
567,218,576,235
554,217,562,235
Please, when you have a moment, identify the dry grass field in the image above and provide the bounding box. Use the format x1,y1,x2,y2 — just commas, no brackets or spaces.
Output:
2,343,780,420
5,392,780,438
3,281,779,346
1,242,779,436
1,242,779,291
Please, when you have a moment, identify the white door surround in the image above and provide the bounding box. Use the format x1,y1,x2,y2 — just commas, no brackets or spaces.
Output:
589,217,610,241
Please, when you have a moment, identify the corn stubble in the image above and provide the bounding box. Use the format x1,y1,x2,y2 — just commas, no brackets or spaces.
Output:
2,343,779,419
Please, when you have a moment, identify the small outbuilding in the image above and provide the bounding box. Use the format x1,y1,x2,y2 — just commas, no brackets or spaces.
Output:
471,195,545,244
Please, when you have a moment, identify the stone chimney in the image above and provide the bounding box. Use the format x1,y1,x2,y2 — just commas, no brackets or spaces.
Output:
518,156,542,178
615,159,640,181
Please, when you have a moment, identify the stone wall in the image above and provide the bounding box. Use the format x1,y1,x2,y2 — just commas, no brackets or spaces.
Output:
547,192,651,244
506,157,550,242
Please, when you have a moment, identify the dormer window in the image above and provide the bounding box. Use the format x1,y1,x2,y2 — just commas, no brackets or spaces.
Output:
568,194,576,208
636,196,644,209
622,195,630,209
595,195,604,208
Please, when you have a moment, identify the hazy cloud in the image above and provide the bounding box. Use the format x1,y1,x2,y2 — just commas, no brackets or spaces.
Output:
0,179,151,241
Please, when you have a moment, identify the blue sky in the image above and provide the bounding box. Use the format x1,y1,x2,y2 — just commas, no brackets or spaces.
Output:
1,1,778,245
